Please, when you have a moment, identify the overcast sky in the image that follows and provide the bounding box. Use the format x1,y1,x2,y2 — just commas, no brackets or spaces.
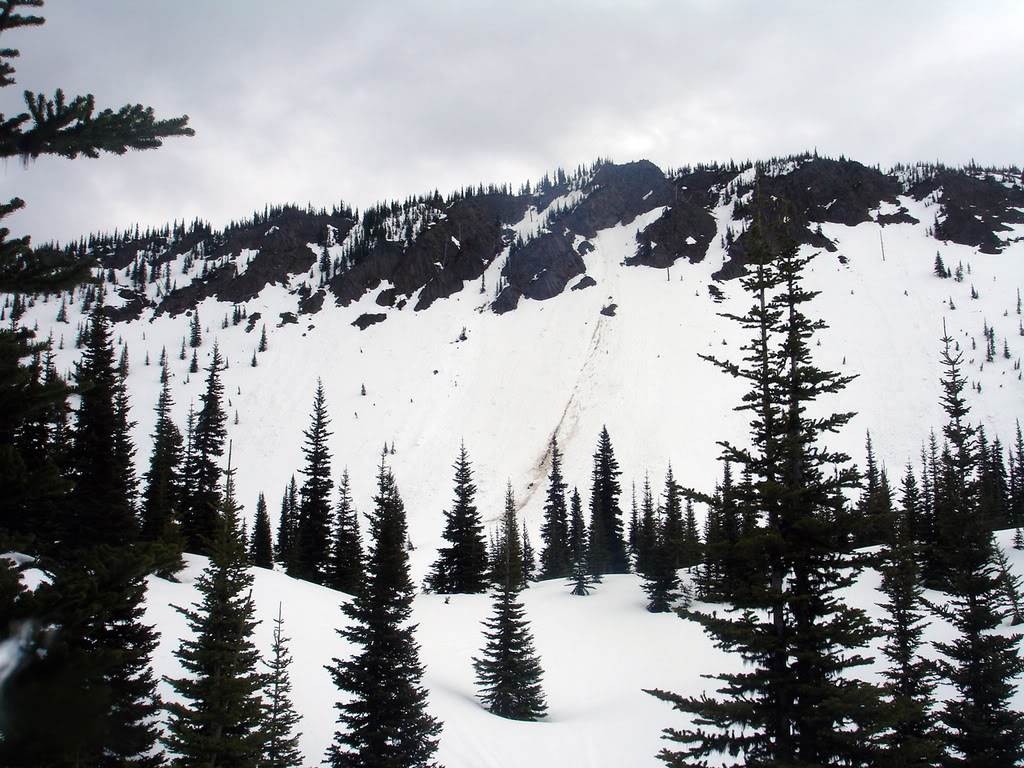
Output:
3,0,1023,245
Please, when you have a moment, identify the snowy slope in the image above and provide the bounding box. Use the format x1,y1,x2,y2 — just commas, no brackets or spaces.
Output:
144,531,1024,768
11,161,1024,765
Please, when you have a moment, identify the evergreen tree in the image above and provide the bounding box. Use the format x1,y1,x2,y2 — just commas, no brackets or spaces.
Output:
521,520,535,583
931,329,1024,766
258,324,268,353
681,499,702,569
189,310,201,348
473,494,547,720
539,436,570,579
490,482,525,590
661,464,684,567
141,357,185,576
250,492,274,569
425,442,488,593
294,379,334,584
634,473,658,578
646,189,882,767
329,468,363,595
261,604,303,768
1,543,165,768
164,465,267,767
68,301,138,549
181,344,227,555
567,487,591,596
875,495,942,765
587,426,627,576
276,475,298,571
325,457,441,768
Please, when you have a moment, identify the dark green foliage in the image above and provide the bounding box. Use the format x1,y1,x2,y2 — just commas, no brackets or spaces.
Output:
875,501,942,765
68,302,138,550
931,330,1024,766
163,474,267,767
426,442,488,593
0,327,69,550
490,483,525,590
250,492,274,569
0,544,164,768
325,457,441,768
633,474,657,577
276,475,298,570
189,310,201,348
294,379,334,584
567,487,592,596
473,587,547,721
521,520,535,583
660,464,684,566
258,324,268,353
539,436,570,579
856,430,895,547
587,426,628,576
181,344,227,555
141,358,185,576
647,191,882,767
262,604,303,768
329,468,363,595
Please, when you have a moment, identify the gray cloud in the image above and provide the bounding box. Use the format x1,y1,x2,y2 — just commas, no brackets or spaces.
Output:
3,0,1022,244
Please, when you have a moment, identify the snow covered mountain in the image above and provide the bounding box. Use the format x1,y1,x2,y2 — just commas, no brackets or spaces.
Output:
11,153,1024,766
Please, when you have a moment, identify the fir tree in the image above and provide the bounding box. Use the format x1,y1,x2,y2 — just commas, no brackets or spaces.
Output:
294,379,334,584
647,188,882,767
164,463,266,767
325,457,441,768
490,482,525,590
68,301,138,550
262,604,303,768
634,473,658,578
587,426,627,576
329,468,363,595
931,328,1024,766
181,344,227,555
189,310,201,348
538,436,570,579
141,357,185,576
276,475,298,570
473,504,547,720
567,487,591,596
258,324,268,353
250,492,274,569
875,496,942,765
521,520,535,583
425,442,489,593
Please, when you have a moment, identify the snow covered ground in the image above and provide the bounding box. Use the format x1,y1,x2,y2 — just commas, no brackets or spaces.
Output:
12,165,1024,765
145,529,1024,768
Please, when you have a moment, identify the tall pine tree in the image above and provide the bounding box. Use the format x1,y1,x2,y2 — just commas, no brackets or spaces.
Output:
646,187,882,767
425,442,489,593
294,379,334,584
329,468,363,595
325,456,441,768
261,604,303,768
164,463,266,767
473,489,547,720
587,426,627,576
539,436,570,579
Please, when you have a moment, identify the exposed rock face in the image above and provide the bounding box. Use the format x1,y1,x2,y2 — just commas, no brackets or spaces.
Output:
329,193,528,311
352,312,387,330
910,169,1024,254
715,157,902,280
72,156,1021,321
